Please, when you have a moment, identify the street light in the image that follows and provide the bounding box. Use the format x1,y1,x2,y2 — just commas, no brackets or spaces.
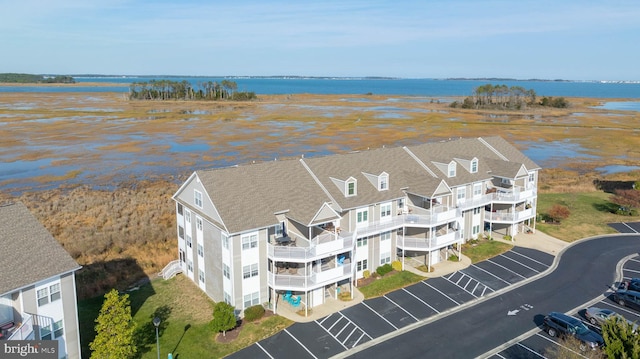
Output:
153,317,161,359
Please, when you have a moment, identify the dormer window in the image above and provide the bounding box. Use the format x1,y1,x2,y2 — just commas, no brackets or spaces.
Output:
470,159,478,173
448,162,456,177
379,173,388,191
346,179,357,197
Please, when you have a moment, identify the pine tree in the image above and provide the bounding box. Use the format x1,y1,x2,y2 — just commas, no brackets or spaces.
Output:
211,302,236,337
602,316,640,358
90,289,137,359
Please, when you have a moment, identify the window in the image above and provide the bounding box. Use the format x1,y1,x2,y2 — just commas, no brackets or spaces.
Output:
380,231,391,241
501,178,512,185
40,324,52,340
197,243,204,257
473,207,481,215
243,263,259,279
244,292,259,309
37,288,49,307
187,259,193,273
194,190,203,208
379,174,388,190
357,237,368,247
472,224,480,236
380,203,391,221
222,233,229,249
223,263,230,279
275,222,285,238
473,183,482,196
199,269,205,283
196,216,203,231
178,225,184,239
49,283,61,302
380,252,391,265
185,209,191,224
186,234,192,248
356,208,368,227
457,188,466,201
242,233,258,250
357,259,368,272
177,203,183,215
53,320,63,338
398,198,405,211
448,162,456,177
224,291,232,305
471,159,478,173
529,173,535,182
346,180,356,196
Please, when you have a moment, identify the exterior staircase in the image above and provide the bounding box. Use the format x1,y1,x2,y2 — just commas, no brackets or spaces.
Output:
159,260,182,280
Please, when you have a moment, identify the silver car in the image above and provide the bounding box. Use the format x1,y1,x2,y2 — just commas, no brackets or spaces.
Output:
585,307,638,331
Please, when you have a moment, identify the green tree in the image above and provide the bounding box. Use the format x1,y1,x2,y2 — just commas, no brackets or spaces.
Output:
211,302,237,337
602,316,640,358
89,289,137,359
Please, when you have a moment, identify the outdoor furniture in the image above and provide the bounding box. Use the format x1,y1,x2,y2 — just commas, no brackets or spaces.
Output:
276,236,292,245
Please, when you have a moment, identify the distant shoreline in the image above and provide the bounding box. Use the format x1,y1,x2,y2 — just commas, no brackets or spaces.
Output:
0,82,127,87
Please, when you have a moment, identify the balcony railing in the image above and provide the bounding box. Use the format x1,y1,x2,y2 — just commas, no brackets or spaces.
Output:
457,194,494,211
397,230,461,251
268,235,355,262
357,206,458,238
7,313,35,340
267,264,352,291
485,208,534,223
491,186,536,203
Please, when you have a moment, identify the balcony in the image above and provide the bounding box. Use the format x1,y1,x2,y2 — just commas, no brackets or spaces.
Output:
485,208,535,223
458,194,494,211
268,231,355,262
0,313,35,340
397,230,461,251
267,262,353,291
357,205,458,238
490,186,536,203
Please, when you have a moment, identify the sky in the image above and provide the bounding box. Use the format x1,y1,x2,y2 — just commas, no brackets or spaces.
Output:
1,0,639,80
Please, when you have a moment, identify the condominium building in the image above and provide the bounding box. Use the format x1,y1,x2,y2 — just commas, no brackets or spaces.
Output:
172,136,539,315
0,202,81,358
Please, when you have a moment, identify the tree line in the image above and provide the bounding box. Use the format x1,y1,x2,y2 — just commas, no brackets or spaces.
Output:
0,73,75,83
128,79,257,101
450,84,569,110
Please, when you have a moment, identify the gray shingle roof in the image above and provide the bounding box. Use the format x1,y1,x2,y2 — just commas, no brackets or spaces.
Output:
0,202,80,295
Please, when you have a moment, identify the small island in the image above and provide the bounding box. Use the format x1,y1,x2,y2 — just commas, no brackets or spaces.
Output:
0,73,76,83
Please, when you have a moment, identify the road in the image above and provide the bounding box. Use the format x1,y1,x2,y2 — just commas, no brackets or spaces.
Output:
344,234,640,358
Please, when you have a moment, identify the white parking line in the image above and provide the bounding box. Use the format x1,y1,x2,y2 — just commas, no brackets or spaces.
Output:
516,342,547,358
422,281,460,305
463,276,473,290
600,300,640,319
534,332,585,358
493,353,507,358
384,295,420,322
255,342,275,359
442,274,478,298
284,328,319,359
326,315,346,332
507,250,550,267
401,287,440,313
352,332,367,348
469,263,512,285
499,254,540,273
486,258,527,279
622,222,639,233
472,281,480,294
314,320,349,350
361,301,399,330
629,258,640,264
624,268,640,274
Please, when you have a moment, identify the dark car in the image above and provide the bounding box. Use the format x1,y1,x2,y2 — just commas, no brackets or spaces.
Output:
543,312,604,351
613,289,640,311
619,278,640,291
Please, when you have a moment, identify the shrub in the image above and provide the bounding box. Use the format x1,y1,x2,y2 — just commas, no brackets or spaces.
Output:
448,254,459,261
243,305,265,322
338,292,352,301
503,235,512,241
391,260,402,272
376,263,393,276
363,270,371,279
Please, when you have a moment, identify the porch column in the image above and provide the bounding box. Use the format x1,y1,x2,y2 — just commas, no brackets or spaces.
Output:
305,290,308,317
402,227,405,271
273,287,277,315
457,242,461,262
428,249,432,272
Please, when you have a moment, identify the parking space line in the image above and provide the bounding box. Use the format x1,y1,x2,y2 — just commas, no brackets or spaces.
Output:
516,342,547,358
601,300,640,319
401,288,440,313
498,254,540,273
469,263,513,285
353,332,366,348
622,222,639,233
624,268,640,274
494,353,507,358
314,320,349,350
463,276,473,290
629,258,640,264
422,281,460,305
454,275,464,285
284,328,318,359
361,301,399,330
256,342,275,359
472,281,480,293
384,295,419,322
481,286,489,296
334,323,351,340
507,250,550,267
326,316,345,332
442,275,478,298
534,332,584,358
486,259,527,279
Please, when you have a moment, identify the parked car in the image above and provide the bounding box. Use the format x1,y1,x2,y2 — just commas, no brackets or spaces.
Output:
619,278,640,291
585,307,638,332
543,312,604,351
613,290,640,312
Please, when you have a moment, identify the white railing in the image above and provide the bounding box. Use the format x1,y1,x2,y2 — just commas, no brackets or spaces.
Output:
267,265,352,290
357,206,457,238
268,236,354,262
159,260,182,280
458,194,494,211
8,313,35,340
492,186,536,203
485,208,534,223
397,230,461,251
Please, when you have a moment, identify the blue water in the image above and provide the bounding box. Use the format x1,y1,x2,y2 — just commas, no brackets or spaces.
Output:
2,77,639,98
593,101,640,111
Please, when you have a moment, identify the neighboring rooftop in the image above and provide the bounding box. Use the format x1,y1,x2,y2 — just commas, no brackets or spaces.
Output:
0,202,80,295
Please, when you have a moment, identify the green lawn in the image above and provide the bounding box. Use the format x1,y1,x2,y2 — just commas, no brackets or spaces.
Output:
462,240,513,263
357,271,425,299
537,191,640,242
78,275,292,359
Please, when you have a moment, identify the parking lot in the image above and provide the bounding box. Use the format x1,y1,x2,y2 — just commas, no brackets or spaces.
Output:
228,247,554,359
487,254,640,358
608,220,640,234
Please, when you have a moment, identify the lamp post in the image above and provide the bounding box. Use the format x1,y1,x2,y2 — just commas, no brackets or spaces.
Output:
153,317,161,359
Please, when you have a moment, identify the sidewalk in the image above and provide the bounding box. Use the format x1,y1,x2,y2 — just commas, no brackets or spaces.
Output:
275,231,568,323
